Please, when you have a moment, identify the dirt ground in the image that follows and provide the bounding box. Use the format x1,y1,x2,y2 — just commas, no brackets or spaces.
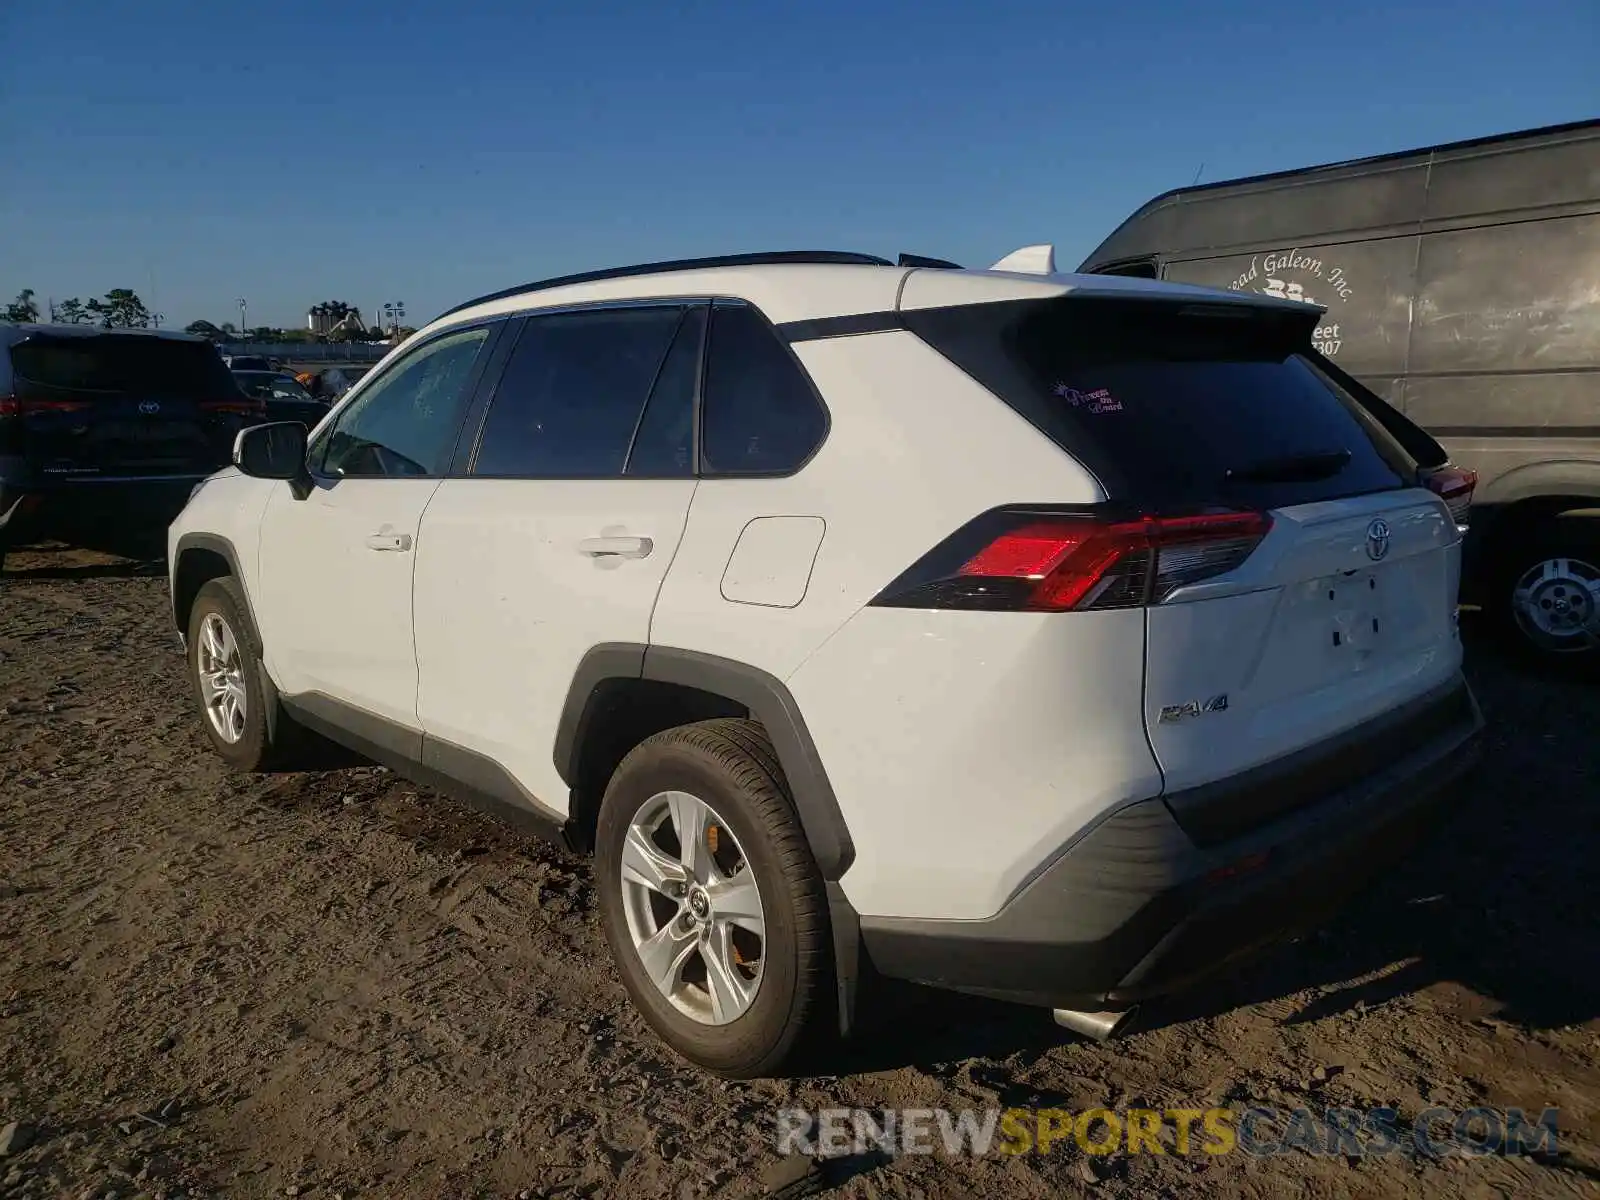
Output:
2,539,1598,1200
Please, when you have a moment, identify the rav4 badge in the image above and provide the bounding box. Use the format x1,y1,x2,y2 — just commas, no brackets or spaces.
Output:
1158,694,1230,724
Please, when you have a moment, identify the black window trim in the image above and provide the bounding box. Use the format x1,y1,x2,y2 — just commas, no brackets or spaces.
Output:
446,295,830,482
696,298,833,480
306,317,510,483
621,302,709,479
620,306,688,472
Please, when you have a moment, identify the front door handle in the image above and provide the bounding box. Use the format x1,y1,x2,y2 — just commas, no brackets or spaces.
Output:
578,535,653,559
365,532,413,552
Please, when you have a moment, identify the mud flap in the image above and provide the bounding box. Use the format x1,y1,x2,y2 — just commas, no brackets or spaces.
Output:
827,881,861,1038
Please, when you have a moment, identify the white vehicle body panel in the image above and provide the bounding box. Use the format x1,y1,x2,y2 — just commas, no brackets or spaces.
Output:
788,605,1160,921
1145,490,1462,791
412,478,696,814
255,478,439,728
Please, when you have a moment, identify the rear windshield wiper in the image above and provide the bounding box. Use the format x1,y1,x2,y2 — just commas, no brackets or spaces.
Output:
1223,449,1352,484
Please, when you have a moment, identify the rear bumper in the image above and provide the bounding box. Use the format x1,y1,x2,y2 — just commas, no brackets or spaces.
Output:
859,674,1484,1011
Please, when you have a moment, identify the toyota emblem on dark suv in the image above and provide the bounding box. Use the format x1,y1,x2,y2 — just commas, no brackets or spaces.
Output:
139,400,161,415
1366,518,1392,561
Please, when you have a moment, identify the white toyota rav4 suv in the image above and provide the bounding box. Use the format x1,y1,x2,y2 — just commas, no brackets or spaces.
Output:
168,247,1483,1077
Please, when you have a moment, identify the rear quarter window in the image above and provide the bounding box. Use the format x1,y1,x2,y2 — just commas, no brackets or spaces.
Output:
905,296,1409,511
700,302,828,476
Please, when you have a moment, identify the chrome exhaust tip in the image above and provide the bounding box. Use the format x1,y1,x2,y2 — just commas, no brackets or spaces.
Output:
1052,1006,1139,1042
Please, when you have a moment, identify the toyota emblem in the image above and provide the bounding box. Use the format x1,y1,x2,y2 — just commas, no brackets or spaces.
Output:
138,400,161,415
1365,517,1392,562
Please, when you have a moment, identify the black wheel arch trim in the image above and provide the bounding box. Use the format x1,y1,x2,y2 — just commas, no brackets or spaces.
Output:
554,642,856,883
170,531,253,638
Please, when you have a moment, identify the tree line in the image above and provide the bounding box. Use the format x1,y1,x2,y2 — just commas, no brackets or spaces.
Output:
3,287,152,328
3,289,408,342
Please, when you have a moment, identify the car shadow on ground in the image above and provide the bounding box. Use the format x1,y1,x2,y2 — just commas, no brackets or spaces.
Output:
2,520,172,581
825,621,1600,1075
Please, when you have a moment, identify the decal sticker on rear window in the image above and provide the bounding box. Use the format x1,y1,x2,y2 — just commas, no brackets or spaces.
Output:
1052,382,1123,414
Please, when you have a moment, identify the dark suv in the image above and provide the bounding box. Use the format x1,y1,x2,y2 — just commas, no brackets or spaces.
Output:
0,324,264,567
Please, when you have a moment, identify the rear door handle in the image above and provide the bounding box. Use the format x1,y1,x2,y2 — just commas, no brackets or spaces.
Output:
578,536,653,559
365,532,413,552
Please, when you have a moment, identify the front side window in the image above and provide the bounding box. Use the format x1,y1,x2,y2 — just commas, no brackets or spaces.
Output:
315,326,489,478
472,305,683,478
700,302,827,475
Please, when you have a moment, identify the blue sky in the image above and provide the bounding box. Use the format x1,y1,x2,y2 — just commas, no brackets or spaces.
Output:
2,0,1594,329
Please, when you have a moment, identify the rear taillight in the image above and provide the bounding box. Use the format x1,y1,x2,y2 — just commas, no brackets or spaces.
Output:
199,398,266,417
1422,465,1476,529
0,396,92,416
871,508,1272,612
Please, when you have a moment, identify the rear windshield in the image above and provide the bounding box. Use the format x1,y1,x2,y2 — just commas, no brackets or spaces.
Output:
904,297,1408,510
10,334,238,398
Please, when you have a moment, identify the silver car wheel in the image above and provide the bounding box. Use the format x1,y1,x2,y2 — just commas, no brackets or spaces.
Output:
196,612,248,743
619,790,765,1026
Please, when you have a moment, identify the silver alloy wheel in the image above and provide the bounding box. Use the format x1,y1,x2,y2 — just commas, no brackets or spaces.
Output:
1511,555,1600,653
196,612,248,743
620,790,765,1026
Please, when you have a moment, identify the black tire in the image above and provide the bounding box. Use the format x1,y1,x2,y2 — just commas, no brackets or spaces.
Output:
186,577,309,770
1489,520,1600,676
594,718,830,1078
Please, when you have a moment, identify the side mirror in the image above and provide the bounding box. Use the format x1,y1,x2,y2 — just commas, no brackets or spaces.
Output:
233,421,309,481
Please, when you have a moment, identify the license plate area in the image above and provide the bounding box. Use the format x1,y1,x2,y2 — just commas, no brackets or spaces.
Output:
1320,566,1389,659
104,420,184,445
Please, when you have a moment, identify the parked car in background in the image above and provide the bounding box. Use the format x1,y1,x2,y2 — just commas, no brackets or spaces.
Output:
230,370,332,428
1078,118,1600,669
1,323,263,569
169,248,1482,1076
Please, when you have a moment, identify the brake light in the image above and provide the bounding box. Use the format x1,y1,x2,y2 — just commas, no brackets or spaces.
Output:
0,395,92,416
199,398,266,417
872,509,1272,612
1422,465,1476,529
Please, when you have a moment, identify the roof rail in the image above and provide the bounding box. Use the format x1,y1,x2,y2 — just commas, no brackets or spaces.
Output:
897,253,963,269
437,250,895,320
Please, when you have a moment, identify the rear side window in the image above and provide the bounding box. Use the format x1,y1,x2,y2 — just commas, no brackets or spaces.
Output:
11,335,236,399
700,303,827,475
905,297,1407,510
473,306,682,478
